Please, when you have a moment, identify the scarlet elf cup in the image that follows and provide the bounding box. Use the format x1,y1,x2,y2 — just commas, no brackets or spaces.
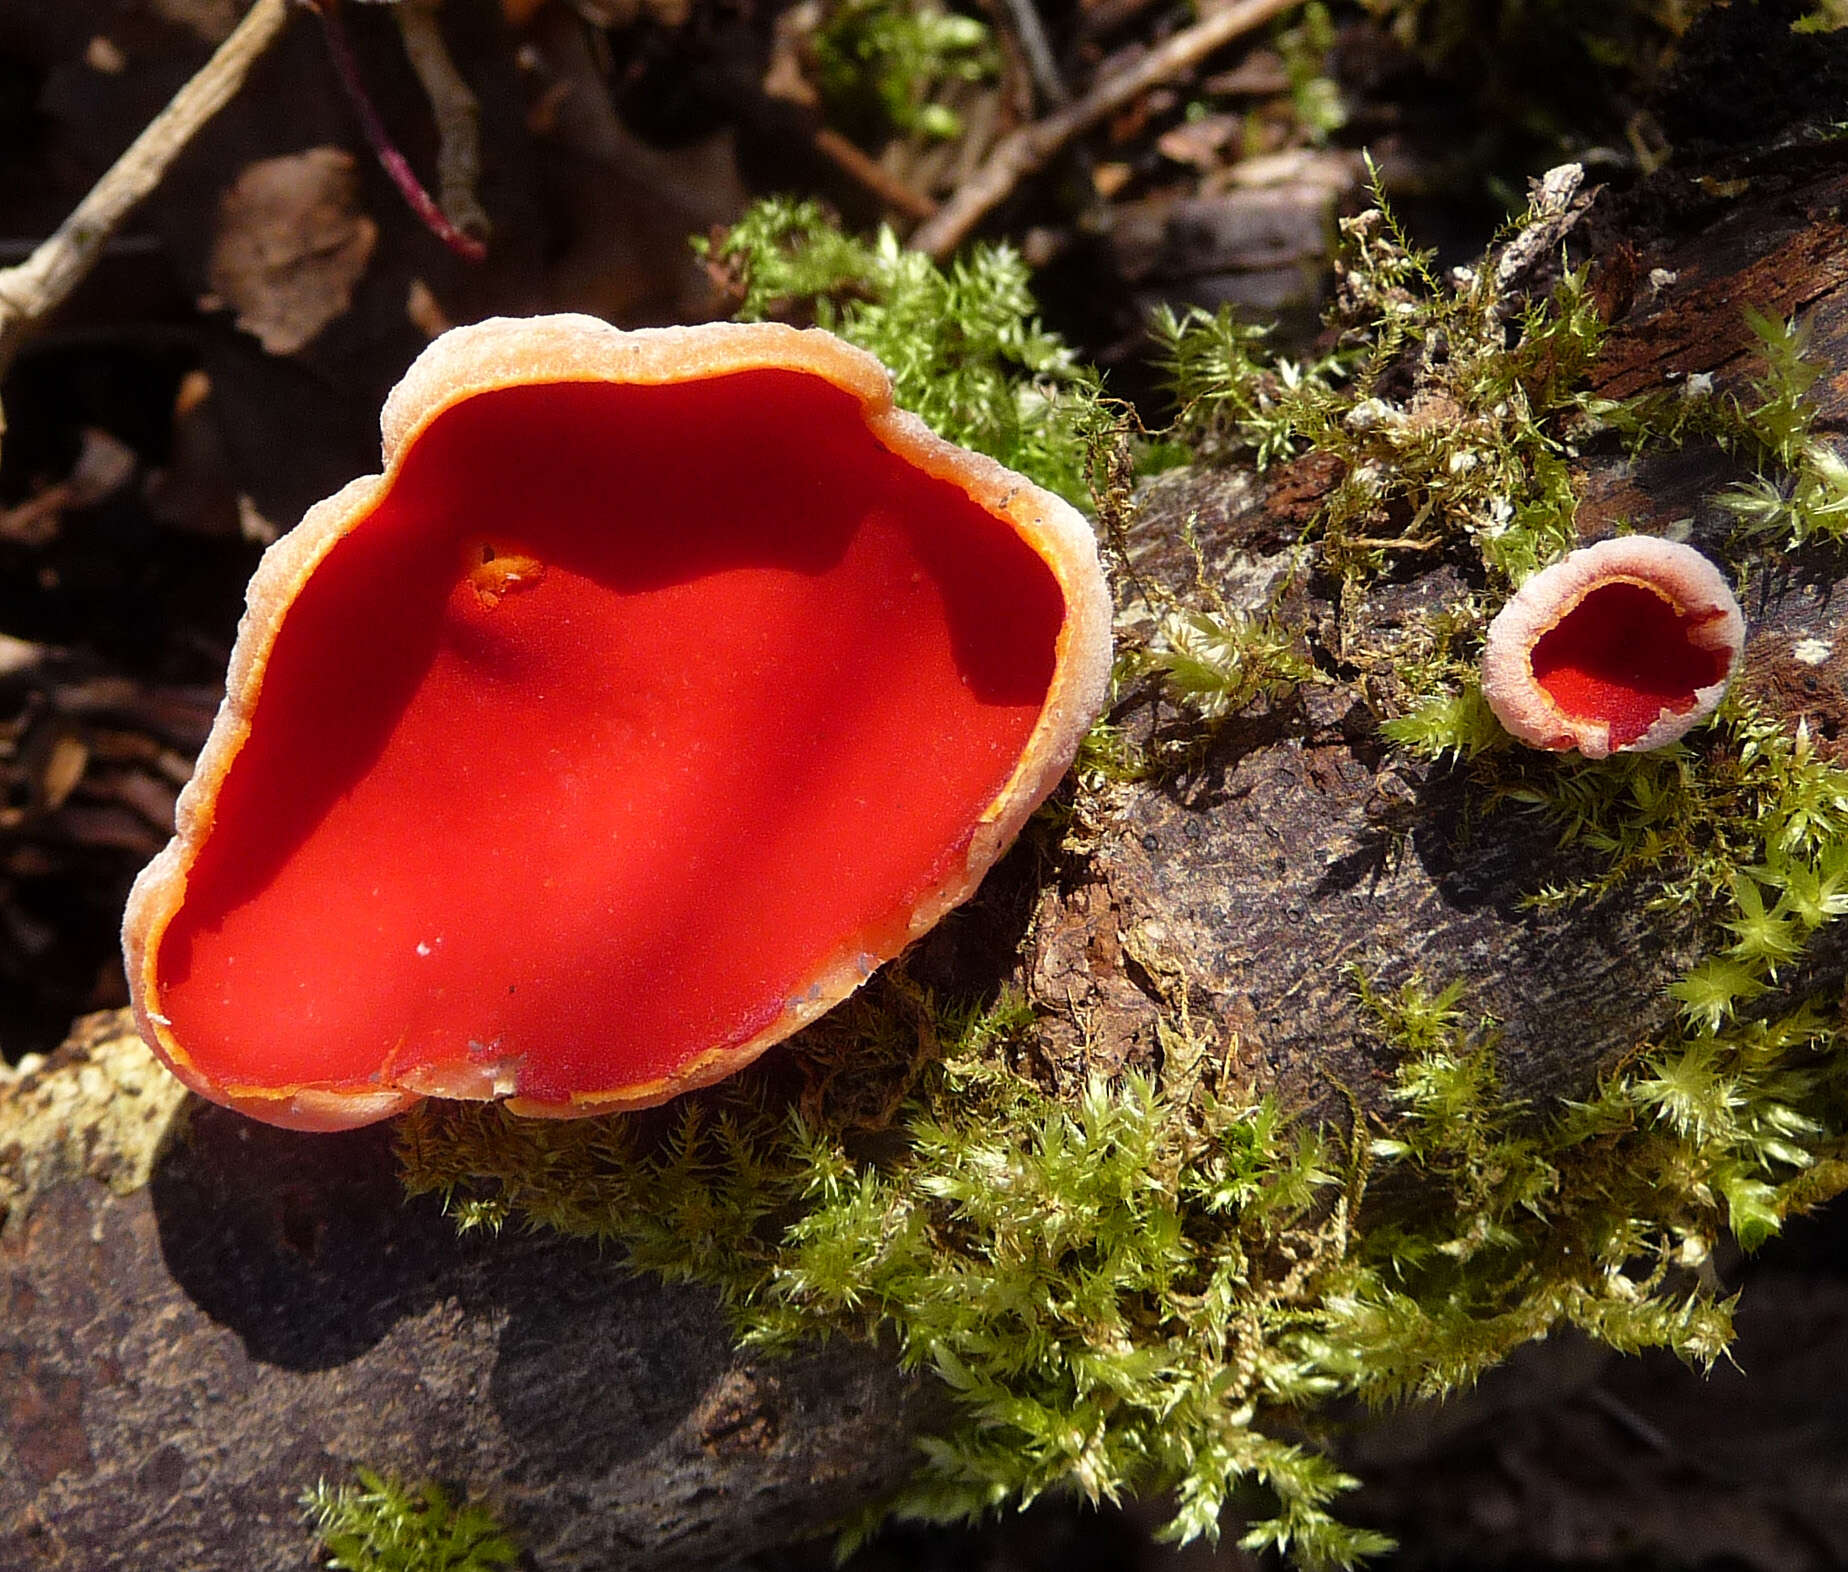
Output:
124,316,1114,1130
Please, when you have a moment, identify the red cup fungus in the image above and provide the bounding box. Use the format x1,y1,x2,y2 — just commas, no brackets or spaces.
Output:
123,315,1113,1130
1480,536,1744,759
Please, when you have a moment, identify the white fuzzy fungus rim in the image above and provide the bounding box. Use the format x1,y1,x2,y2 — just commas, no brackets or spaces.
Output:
1480,536,1744,760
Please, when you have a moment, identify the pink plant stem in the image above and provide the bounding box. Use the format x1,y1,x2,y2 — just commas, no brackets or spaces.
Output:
302,0,487,263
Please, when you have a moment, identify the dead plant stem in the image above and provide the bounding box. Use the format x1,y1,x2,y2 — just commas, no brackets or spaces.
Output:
0,0,292,393
396,0,491,243
911,0,1303,259
814,129,939,223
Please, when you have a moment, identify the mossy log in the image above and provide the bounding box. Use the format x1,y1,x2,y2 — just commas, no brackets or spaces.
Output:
1028,140,1848,1119
9,140,1848,1572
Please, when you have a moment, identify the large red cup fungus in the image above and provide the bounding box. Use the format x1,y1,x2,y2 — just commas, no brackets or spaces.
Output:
1480,536,1744,759
123,316,1113,1130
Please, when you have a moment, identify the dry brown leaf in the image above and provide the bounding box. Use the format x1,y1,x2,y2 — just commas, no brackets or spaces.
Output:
1156,113,1240,169
35,730,89,814
66,427,136,507
83,36,127,75
206,148,379,357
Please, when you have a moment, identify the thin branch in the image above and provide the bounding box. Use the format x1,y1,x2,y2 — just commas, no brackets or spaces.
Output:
994,0,1069,109
396,0,492,244
813,128,939,223
910,0,1302,259
306,0,488,262
0,0,293,381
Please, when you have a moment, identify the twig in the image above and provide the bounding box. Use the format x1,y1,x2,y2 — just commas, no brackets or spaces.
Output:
993,0,1069,109
395,0,492,243
1343,536,1441,552
0,0,292,386
813,128,938,223
305,0,488,261
910,0,1302,259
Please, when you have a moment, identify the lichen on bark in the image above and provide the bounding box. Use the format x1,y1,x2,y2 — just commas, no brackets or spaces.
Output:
0,1011,190,1226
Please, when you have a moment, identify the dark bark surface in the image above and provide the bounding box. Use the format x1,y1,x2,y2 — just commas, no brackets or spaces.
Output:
1025,139,1848,1120
1,1017,939,1572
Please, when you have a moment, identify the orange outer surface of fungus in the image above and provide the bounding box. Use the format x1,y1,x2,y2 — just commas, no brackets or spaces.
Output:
1479,536,1744,760
123,316,1113,1131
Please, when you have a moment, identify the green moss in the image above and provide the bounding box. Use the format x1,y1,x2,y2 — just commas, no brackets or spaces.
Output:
1153,162,1609,586
1795,1,1848,33
397,952,1848,1563
1276,2,1349,145
1708,308,1848,543
1144,606,1315,724
396,193,1848,1564
810,0,997,145
301,1467,517,1572
1129,163,1636,744
401,981,1398,1567
695,198,1115,508
1329,973,1842,1391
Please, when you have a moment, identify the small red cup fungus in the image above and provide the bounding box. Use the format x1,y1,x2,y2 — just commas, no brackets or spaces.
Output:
124,316,1113,1130
1480,536,1744,759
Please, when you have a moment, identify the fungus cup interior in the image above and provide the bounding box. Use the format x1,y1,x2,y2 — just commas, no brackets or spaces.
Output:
148,367,1069,1112
1528,578,1732,749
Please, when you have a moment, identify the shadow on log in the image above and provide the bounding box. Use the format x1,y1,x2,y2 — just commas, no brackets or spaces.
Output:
0,1018,937,1570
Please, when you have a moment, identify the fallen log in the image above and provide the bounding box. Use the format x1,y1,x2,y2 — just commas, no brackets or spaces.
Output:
0,1016,940,1570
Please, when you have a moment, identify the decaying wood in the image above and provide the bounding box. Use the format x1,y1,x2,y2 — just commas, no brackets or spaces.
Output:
1025,141,1848,1121
0,1018,940,1571
9,116,1848,1572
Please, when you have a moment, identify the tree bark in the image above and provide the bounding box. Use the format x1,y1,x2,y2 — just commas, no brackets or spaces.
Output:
1,1016,942,1571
